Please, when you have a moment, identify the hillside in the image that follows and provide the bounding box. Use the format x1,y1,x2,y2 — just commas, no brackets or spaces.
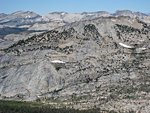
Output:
0,10,150,51
0,16,150,112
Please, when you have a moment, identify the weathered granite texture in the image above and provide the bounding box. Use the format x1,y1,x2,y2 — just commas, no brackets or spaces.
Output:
0,16,150,112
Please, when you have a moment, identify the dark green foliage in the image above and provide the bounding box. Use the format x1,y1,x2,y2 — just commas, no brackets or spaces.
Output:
84,24,101,38
137,19,150,29
2,28,77,54
113,42,118,49
0,100,111,113
84,24,97,32
1,76,8,79
115,24,141,34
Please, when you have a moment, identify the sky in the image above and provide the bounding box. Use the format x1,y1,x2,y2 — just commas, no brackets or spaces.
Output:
0,0,150,15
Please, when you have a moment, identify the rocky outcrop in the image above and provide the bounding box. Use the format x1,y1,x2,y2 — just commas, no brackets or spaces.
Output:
0,10,150,50
0,16,150,112
1,10,150,29
115,10,150,23
0,11,42,27
43,11,111,23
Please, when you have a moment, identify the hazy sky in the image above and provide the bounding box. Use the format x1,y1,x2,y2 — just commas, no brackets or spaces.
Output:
1,0,150,15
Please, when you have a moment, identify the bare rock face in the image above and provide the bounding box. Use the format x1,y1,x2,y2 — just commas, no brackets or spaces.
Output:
0,11,42,27
115,10,150,23
0,16,150,112
1,10,150,29
43,11,111,23
0,10,150,47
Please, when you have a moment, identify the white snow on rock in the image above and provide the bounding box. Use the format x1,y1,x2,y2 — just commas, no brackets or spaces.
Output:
119,43,133,49
139,47,147,50
51,60,65,63
111,19,116,22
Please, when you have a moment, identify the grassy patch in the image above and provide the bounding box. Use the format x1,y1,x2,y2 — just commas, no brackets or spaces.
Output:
0,100,113,113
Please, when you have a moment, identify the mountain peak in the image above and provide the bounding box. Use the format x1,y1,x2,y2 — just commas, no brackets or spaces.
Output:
12,10,25,15
50,12,68,15
115,10,133,15
116,10,132,12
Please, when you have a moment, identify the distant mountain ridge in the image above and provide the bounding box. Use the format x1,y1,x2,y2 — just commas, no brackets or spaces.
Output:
0,10,150,49
0,10,150,28
0,11,42,27
0,10,150,48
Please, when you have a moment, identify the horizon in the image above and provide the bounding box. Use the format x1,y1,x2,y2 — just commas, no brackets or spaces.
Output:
1,9,149,16
1,0,150,15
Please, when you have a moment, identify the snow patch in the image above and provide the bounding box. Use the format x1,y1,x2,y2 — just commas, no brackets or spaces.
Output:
139,47,147,50
51,60,65,63
139,39,144,42
119,43,133,48
25,15,31,18
111,19,116,22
